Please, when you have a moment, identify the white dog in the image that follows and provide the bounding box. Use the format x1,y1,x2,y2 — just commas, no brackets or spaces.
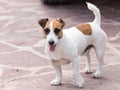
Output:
38,2,107,88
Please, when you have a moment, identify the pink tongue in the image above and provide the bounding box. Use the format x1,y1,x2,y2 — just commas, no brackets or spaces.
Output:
49,45,56,52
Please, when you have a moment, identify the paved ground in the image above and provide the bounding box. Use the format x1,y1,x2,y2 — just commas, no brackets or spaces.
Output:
0,0,120,90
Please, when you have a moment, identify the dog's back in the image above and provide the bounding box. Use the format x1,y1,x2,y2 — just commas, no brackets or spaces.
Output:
62,2,107,55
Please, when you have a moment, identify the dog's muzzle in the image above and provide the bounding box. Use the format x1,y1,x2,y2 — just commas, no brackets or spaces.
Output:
48,40,56,52
49,40,54,46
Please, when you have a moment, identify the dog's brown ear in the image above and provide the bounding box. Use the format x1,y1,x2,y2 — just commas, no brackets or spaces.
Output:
38,18,48,28
57,18,65,28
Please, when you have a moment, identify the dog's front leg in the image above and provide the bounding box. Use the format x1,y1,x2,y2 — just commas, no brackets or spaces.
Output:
50,60,62,85
72,57,84,88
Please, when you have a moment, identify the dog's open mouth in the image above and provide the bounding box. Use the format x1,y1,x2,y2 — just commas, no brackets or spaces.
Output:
49,45,56,52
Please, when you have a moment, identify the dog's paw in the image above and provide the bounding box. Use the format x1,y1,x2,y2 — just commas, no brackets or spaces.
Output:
76,78,84,88
85,68,92,74
76,81,83,88
50,79,61,85
93,72,101,79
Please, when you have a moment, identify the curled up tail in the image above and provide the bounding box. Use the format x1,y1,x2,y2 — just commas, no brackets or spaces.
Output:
86,2,101,25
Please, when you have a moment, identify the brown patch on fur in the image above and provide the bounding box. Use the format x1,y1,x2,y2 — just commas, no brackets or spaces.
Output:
44,20,50,29
52,20,64,39
40,18,65,39
57,29,63,39
76,23,92,35
41,20,51,37
38,18,50,37
38,18,49,28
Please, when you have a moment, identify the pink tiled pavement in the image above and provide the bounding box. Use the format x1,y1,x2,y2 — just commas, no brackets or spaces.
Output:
0,0,120,90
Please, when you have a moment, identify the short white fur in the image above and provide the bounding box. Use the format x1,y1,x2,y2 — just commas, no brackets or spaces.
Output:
46,21,58,46
44,2,107,88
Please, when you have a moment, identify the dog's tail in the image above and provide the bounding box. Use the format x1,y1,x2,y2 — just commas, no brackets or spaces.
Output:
86,2,101,25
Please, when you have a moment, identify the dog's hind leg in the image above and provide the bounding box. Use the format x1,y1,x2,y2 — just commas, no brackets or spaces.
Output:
85,49,92,74
50,61,62,85
93,46,105,78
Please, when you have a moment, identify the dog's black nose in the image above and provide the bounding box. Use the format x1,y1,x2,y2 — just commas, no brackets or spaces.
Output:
49,40,54,45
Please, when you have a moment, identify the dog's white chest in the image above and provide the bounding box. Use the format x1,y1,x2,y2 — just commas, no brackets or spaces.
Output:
48,51,72,65
52,58,71,65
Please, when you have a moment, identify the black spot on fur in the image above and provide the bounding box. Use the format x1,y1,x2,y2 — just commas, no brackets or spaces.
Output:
83,45,94,54
38,18,48,28
44,28,50,35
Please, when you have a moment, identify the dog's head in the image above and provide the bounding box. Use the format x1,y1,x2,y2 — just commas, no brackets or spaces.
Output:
38,18,65,52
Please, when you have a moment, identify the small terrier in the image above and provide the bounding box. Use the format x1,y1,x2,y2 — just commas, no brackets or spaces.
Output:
38,2,107,88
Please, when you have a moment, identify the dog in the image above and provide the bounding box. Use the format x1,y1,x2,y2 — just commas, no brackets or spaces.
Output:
38,2,107,88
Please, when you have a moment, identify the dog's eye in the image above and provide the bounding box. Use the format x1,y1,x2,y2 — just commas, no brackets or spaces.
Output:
44,28,50,34
54,28,60,35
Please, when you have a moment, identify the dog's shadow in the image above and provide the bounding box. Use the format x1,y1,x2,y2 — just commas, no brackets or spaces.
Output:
51,83,81,90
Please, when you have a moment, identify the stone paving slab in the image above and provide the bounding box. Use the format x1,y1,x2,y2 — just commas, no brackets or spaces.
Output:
0,0,120,90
